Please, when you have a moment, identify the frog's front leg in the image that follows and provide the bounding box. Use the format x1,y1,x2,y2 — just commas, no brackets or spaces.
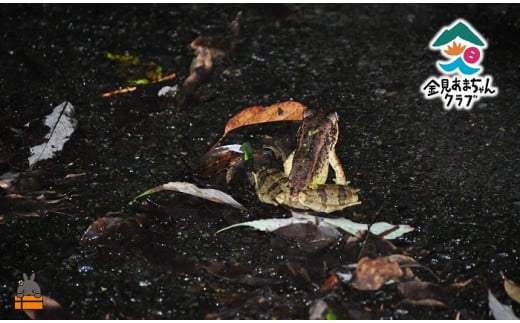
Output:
329,150,348,185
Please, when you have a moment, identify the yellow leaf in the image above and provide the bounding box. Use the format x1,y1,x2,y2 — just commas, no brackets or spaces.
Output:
503,272,520,304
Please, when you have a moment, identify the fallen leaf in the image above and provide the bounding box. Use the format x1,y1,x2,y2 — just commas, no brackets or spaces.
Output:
135,181,247,211
320,216,415,240
398,280,447,301
280,260,311,283
197,260,273,287
196,144,244,182
488,289,520,320
398,279,473,307
388,254,428,280
273,222,340,253
79,215,144,246
28,102,77,167
400,298,447,307
211,101,308,150
351,256,404,291
502,272,520,304
294,212,414,239
217,212,414,240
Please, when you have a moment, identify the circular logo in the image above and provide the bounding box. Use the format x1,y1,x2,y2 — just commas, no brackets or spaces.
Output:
463,47,481,64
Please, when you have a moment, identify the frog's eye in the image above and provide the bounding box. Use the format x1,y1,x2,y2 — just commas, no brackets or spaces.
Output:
303,109,315,118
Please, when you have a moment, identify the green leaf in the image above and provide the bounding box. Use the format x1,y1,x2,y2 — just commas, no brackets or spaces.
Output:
127,78,150,85
239,142,253,161
106,52,139,64
326,311,337,320
134,189,155,200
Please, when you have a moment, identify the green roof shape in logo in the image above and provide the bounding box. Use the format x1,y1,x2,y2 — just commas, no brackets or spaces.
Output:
431,20,485,47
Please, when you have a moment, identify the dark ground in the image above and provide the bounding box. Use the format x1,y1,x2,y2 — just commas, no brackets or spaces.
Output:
1,4,520,319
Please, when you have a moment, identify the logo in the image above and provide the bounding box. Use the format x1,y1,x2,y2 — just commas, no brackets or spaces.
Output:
421,19,498,110
14,272,43,310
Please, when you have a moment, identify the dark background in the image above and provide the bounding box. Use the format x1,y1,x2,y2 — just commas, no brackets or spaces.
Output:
1,4,519,319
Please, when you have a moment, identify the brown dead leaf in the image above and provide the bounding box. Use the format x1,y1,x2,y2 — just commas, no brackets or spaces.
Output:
400,298,447,307
322,273,340,290
502,272,520,304
273,222,340,253
79,214,144,247
211,101,308,150
398,280,446,301
397,279,472,306
351,256,404,291
198,260,273,287
196,145,244,185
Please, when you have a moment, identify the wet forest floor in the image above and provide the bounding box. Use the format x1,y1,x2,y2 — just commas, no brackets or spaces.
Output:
1,4,520,319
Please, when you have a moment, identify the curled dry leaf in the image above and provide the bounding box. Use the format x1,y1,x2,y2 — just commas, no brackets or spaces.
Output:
196,144,244,184
502,272,520,304
135,181,247,211
351,256,404,291
211,101,308,150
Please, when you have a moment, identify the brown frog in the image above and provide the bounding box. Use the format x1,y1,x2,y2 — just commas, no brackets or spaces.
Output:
253,108,360,213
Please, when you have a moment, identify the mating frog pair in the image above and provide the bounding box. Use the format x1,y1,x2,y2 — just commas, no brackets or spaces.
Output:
253,108,361,213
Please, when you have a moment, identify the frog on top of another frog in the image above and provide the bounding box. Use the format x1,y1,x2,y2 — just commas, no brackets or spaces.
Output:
253,107,361,213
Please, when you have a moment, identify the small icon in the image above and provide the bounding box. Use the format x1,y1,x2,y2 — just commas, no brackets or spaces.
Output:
14,273,43,310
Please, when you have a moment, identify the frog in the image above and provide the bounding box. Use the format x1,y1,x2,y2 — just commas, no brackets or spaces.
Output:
252,108,361,213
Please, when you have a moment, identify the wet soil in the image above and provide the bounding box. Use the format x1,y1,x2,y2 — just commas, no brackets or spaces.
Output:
1,4,520,319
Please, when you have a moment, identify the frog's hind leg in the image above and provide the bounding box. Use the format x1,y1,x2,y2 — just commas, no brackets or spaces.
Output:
329,150,348,185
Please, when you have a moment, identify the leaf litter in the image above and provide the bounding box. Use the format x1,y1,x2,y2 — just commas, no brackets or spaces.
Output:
28,101,77,167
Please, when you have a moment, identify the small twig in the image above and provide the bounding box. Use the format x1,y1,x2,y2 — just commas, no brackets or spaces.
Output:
100,72,177,98
157,72,177,82
101,86,137,98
